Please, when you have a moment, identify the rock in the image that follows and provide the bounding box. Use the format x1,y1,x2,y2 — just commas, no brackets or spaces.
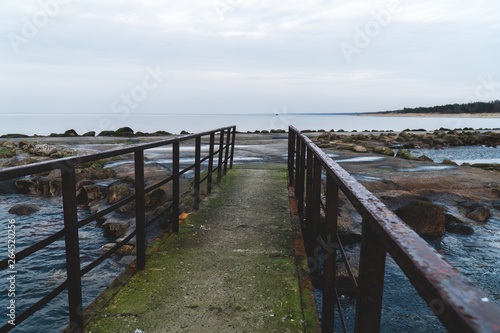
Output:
102,217,133,238
2,141,17,148
108,183,133,204
15,179,37,194
466,204,490,222
63,129,79,137
0,148,14,158
82,131,96,137
442,159,458,166
33,144,57,157
77,185,107,204
444,213,468,225
115,127,134,136
445,223,474,235
395,200,445,237
373,146,394,156
145,188,165,207
116,245,135,255
9,203,40,215
396,149,419,160
352,145,367,153
418,155,434,162
19,141,34,151
16,157,42,166
98,130,116,137
76,180,95,191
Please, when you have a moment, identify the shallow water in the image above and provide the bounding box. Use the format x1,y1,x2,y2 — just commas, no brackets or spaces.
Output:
411,146,500,165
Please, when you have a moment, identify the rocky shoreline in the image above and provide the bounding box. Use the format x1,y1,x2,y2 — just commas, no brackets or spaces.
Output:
1,130,500,281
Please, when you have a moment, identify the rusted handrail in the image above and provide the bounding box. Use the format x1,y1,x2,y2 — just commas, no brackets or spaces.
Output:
288,126,500,332
0,126,236,332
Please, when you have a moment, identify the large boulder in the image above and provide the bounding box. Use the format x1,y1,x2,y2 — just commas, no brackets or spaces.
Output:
108,183,133,204
395,200,445,237
33,144,57,157
352,145,367,153
9,203,40,215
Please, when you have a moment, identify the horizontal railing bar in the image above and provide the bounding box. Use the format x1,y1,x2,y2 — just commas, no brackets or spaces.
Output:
0,228,65,269
290,125,500,332
0,126,235,180
81,231,137,276
200,154,210,164
78,195,136,228
200,174,209,184
336,235,359,292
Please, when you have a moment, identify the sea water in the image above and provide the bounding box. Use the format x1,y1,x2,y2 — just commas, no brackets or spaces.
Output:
1,113,499,136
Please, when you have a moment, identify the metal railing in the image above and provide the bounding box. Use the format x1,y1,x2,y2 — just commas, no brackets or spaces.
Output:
0,126,236,332
287,126,500,332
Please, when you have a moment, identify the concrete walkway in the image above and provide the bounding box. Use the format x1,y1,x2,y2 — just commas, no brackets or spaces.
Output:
85,165,318,333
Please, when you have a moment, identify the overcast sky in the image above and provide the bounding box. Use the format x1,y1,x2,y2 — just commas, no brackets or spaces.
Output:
1,0,500,116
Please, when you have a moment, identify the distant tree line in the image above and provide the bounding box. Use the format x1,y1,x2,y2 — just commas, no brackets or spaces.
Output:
375,100,500,115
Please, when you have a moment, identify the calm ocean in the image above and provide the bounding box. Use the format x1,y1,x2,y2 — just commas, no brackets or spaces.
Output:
1,113,499,136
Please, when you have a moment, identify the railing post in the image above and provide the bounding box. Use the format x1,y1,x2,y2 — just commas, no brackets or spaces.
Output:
297,140,306,216
61,166,83,332
304,146,314,243
194,136,201,210
224,127,230,175
309,155,322,278
172,142,180,232
354,218,387,333
230,126,236,169
322,173,339,332
288,129,295,186
208,133,215,193
217,130,224,183
134,151,146,270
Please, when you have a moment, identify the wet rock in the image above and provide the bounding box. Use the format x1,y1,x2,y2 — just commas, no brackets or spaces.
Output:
76,180,95,191
145,188,165,208
465,204,490,222
395,200,445,237
9,203,40,215
373,146,394,156
33,144,57,157
445,223,474,235
396,149,419,161
417,155,434,162
116,245,135,255
15,179,37,194
102,217,133,238
108,183,133,204
352,145,367,153
444,213,468,225
77,185,107,204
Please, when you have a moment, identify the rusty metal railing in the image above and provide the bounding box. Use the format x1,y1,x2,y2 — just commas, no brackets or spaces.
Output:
0,126,236,332
287,126,500,332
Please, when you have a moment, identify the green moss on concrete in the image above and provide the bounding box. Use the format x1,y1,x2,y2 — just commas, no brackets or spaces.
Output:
85,166,308,333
